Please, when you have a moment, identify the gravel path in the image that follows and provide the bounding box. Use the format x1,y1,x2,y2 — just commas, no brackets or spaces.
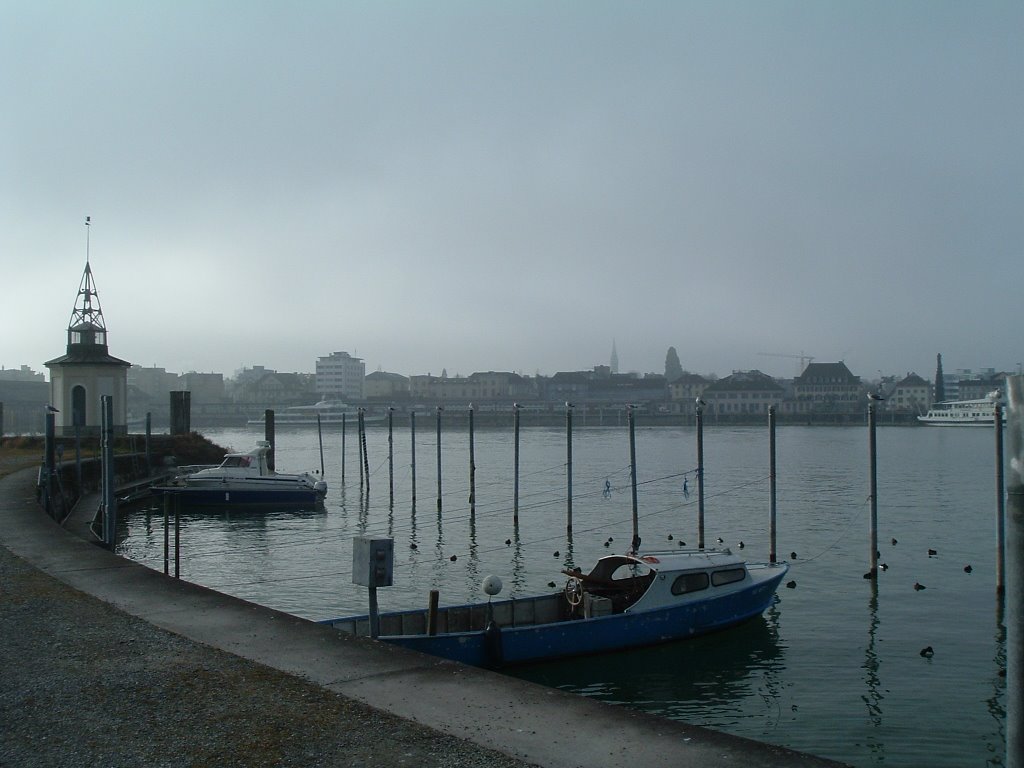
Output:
0,457,537,768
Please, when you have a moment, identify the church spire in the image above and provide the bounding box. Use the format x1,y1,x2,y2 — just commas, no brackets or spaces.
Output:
610,339,619,374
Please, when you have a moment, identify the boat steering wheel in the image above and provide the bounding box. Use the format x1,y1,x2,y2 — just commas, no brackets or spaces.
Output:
564,576,584,608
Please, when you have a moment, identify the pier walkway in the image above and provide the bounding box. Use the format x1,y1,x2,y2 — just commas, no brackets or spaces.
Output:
0,466,845,768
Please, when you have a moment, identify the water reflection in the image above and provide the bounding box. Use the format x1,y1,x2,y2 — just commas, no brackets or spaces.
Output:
987,603,1007,766
511,616,784,724
862,582,884,763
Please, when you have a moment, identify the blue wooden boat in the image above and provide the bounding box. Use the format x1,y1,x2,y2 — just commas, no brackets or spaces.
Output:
322,549,788,668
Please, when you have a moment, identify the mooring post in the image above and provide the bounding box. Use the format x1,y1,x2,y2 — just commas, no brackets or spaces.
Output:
43,409,56,519
769,405,778,564
0,401,4,448
317,413,325,477
513,403,521,525
427,589,440,636
468,403,476,514
1004,374,1024,767
436,406,443,513
359,408,370,493
696,400,705,549
358,409,365,491
410,411,417,508
867,400,879,579
341,412,347,486
388,407,395,510
566,402,574,535
145,412,152,474
264,409,275,473
163,492,170,576
174,494,180,579
996,399,1006,595
628,405,639,552
101,395,116,549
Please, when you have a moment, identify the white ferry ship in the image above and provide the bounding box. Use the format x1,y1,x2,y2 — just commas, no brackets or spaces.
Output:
917,397,1005,426
246,401,372,428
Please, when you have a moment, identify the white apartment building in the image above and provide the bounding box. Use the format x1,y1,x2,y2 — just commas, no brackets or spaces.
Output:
316,351,365,401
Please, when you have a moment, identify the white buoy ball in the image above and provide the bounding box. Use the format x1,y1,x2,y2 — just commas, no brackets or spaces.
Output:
481,575,503,596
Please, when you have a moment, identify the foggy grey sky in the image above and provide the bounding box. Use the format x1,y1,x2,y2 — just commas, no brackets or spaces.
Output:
3,2,1021,381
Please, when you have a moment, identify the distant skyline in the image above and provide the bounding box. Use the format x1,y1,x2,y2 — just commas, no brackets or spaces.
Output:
3,3,1021,381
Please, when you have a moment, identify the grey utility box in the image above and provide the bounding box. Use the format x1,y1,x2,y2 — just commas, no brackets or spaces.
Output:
352,536,394,588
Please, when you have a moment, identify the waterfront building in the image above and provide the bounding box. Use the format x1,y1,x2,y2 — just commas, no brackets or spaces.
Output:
409,371,534,404
364,371,411,401
668,373,710,413
316,351,365,401
885,373,932,414
701,370,784,416
44,260,130,436
792,361,862,416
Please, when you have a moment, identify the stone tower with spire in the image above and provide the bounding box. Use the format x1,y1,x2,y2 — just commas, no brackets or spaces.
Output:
45,223,131,436
610,340,619,375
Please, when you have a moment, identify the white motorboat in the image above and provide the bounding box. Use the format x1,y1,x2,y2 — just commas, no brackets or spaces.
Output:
156,441,327,505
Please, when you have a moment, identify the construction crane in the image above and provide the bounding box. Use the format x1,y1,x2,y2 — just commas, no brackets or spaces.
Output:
757,352,815,376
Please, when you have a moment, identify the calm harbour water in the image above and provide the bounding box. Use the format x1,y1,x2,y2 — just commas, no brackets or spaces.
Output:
118,423,1007,767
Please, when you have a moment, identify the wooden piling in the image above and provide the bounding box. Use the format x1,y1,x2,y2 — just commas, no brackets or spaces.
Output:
436,407,443,513
997,400,1006,595
388,407,395,510
566,403,574,535
696,401,705,549
769,405,777,564
317,413,325,477
410,411,417,507
628,405,639,552
341,413,346,486
427,589,440,636
868,401,879,579
1003,374,1024,766
163,492,170,576
174,494,180,579
264,409,275,472
359,409,370,493
101,395,116,549
513,403,521,525
469,404,476,514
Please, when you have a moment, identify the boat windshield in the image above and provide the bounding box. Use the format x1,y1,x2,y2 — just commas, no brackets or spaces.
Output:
221,456,253,468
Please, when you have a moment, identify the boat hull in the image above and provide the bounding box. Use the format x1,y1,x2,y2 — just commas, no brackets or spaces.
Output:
155,479,324,505
325,564,787,667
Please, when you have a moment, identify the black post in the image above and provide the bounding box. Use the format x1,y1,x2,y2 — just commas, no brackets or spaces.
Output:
769,405,777,564
1004,375,1024,766
43,410,56,518
174,494,180,579
388,407,395,510
628,405,639,552
469,404,476,515
264,409,275,472
410,411,417,508
163,492,170,576
513,403,520,525
868,401,879,579
997,401,1006,595
566,402,574,535
101,395,116,549
696,401,705,549
341,412,346,486
436,406,443,512
145,412,152,475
